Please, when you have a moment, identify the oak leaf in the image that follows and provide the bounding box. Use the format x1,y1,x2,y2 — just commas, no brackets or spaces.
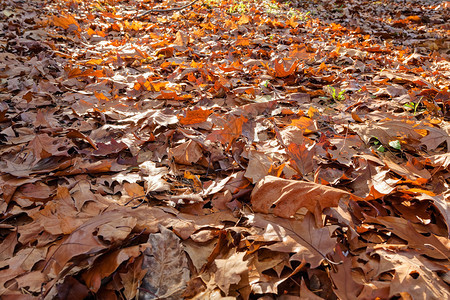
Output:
251,176,350,218
246,212,337,268
214,250,249,295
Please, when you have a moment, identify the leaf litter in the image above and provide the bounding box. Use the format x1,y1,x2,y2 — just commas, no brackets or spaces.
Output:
0,0,449,298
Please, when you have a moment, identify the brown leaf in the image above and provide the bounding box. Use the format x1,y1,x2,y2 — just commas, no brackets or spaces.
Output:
330,248,363,299
139,161,170,192
29,186,85,235
97,216,137,243
350,120,422,145
28,134,71,161
139,225,189,299
83,245,143,292
372,249,450,299
16,182,55,202
243,150,273,183
57,276,90,300
349,155,398,199
214,250,249,295
0,232,17,261
93,139,128,156
173,31,188,47
251,176,350,218
13,271,47,293
43,210,136,277
364,215,450,259
169,140,203,165
419,125,450,150
247,213,337,268
120,255,147,300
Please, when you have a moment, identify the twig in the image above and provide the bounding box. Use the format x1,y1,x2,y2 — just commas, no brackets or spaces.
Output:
124,195,148,206
137,0,201,18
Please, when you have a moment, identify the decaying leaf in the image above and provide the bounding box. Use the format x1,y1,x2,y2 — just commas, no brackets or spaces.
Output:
139,225,190,299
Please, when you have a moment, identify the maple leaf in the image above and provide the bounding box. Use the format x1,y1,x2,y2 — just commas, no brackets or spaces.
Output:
206,115,248,148
287,142,315,176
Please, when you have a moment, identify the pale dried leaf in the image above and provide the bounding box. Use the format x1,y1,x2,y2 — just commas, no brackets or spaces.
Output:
139,225,189,299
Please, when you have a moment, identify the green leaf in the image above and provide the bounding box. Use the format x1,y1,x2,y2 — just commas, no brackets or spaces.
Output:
388,140,401,150
376,145,385,152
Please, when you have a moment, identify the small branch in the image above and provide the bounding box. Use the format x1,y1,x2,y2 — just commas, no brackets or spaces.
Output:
137,0,201,18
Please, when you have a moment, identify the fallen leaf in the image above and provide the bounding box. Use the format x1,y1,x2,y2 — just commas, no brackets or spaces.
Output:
251,176,350,218
214,250,249,295
139,225,190,299
169,140,203,165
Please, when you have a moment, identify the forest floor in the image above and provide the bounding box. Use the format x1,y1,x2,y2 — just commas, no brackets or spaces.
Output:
0,0,449,299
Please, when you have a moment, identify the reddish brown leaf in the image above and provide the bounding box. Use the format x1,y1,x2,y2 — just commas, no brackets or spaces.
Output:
287,142,315,176
251,176,350,218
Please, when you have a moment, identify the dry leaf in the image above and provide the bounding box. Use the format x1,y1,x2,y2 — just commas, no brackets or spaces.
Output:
251,176,350,218
139,225,189,299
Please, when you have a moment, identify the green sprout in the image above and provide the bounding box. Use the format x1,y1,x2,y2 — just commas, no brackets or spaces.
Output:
227,1,248,14
372,137,385,152
327,85,346,101
403,97,423,115
376,145,386,152
389,140,401,150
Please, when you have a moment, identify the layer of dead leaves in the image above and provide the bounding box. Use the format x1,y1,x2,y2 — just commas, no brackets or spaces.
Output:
1,0,449,298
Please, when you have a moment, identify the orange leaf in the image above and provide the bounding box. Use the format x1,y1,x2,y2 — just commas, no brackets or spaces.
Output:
290,116,317,133
179,108,213,125
287,142,315,176
237,15,250,25
156,90,192,101
274,59,299,77
236,36,250,46
53,13,80,31
206,115,248,146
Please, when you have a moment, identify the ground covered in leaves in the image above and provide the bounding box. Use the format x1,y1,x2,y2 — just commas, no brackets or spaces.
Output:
0,0,449,298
